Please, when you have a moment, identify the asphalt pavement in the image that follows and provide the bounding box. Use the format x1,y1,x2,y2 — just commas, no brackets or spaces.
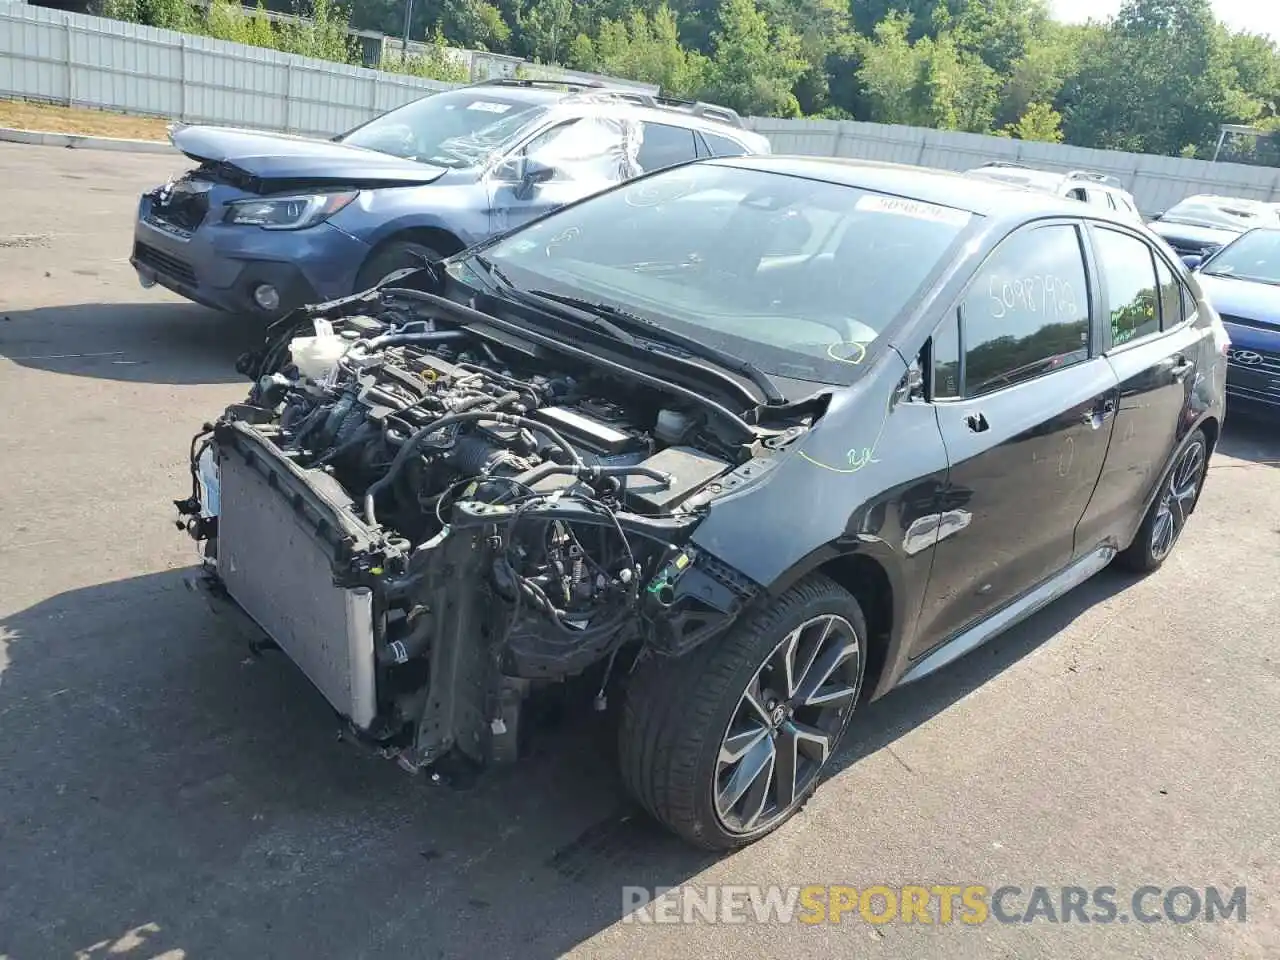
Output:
1,143,1278,960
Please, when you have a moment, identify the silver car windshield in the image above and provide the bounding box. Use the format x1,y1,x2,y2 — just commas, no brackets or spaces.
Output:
341,90,545,168
481,163,975,385
1161,197,1279,231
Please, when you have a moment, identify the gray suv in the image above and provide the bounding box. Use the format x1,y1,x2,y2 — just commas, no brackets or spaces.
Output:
132,79,770,316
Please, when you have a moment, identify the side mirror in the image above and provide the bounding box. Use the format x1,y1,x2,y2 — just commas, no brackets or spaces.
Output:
521,158,558,186
1181,254,1204,270
504,156,558,200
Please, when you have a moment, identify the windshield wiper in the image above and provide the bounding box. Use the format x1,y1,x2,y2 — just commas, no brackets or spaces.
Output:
469,257,644,346
525,290,786,405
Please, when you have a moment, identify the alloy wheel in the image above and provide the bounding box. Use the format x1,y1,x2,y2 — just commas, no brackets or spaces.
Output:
713,614,862,835
1150,437,1207,562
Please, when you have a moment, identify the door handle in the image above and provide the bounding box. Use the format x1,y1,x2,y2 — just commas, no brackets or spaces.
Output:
1082,395,1117,426
1170,355,1194,381
965,411,989,433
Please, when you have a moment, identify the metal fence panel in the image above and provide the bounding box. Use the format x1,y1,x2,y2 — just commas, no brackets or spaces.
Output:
747,117,1280,212
3,1,1279,210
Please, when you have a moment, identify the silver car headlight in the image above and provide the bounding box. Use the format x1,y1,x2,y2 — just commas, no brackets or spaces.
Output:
224,191,357,230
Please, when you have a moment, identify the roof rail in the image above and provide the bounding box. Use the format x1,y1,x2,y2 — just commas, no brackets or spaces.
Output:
573,89,745,128
1065,169,1124,188
978,160,1032,169
472,76,606,91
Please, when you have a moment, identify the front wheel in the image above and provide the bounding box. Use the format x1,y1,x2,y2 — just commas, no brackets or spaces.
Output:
1115,427,1209,573
354,241,444,292
619,574,867,850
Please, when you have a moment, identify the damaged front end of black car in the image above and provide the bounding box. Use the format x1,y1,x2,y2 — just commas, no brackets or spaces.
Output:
174,275,785,779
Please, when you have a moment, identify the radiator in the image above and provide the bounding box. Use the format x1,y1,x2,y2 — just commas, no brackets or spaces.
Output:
216,443,378,730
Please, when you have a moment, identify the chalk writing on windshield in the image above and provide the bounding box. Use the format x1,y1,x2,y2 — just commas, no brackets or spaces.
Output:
987,274,1079,321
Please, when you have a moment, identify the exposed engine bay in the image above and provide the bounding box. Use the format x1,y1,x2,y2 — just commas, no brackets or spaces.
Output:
177,282,806,771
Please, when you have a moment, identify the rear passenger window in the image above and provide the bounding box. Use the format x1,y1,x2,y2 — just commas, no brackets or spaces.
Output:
636,123,698,173
1094,228,1160,346
1154,257,1183,330
700,132,748,157
960,224,1091,397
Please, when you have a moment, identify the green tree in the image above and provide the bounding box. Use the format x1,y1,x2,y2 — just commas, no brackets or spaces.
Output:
1000,100,1064,141
1060,0,1244,155
573,6,709,96
277,0,353,61
139,0,200,33
701,0,807,116
996,20,1088,127
854,13,923,124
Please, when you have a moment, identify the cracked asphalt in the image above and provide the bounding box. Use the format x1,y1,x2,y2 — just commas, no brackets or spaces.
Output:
1,143,1278,960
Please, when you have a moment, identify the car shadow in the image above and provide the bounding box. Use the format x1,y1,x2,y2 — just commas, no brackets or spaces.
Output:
1216,409,1280,468
0,564,1138,958
0,301,264,386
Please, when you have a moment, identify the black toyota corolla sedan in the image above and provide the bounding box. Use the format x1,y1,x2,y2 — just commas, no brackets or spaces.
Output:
177,155,1228,850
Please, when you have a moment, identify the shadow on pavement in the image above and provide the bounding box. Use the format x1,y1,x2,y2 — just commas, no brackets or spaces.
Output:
0,301,263,385
1216,409,1279,468
0,564,1139,958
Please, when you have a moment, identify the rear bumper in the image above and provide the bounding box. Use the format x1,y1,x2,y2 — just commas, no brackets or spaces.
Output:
132,196,370,314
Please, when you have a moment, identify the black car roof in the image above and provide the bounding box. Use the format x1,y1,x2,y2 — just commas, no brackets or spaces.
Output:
715,155,1137,227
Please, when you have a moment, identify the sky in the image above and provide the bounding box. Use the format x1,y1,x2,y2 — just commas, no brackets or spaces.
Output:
1049,0,1280,39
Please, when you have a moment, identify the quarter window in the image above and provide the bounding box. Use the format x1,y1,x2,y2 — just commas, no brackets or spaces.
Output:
960,224,1091,397
1094,228,1160,346
636,123,698,173
700,131,748,157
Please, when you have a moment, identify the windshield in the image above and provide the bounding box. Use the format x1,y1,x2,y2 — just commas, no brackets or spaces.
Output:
478,163,975,385
1201,228,1280,285
340,90,545,168
1160,196,1278,231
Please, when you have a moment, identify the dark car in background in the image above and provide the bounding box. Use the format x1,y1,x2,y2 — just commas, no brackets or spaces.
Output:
1182,227,1280,416
1148,194,1280,259
131,78,768,317
175,157,1226,849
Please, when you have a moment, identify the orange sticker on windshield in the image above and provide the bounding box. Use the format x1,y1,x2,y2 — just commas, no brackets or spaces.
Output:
855,194,971,227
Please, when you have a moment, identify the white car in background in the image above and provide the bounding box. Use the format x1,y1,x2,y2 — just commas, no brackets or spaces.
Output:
964,161,1144,222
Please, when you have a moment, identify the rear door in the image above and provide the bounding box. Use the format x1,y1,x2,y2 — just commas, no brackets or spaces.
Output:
1073,224,1207,554
911,222,1120,657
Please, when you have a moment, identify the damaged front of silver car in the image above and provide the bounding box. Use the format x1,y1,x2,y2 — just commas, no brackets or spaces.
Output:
174,271,813,781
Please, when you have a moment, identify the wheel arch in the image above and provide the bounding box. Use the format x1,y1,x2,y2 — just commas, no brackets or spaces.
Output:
1198,414,1220,456
767,540,908,704
366,225,468,261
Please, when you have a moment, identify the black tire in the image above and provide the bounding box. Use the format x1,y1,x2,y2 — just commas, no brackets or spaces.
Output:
354,240,445,292
619,574,867,850
1115,427,1209,573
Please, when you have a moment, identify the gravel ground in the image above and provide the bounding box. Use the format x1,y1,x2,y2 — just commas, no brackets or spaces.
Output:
1,142,1278,960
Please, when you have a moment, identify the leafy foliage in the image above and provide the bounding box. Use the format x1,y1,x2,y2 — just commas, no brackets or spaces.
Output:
95,0,1280,160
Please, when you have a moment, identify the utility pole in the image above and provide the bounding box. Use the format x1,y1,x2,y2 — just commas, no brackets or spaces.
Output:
401,0,414,62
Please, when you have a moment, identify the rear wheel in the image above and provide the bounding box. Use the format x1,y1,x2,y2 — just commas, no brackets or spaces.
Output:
354,240,445,292
619,574,866,850
1116,428,1209,572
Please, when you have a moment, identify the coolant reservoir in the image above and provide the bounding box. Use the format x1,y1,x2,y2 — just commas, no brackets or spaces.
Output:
289,318,348,381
